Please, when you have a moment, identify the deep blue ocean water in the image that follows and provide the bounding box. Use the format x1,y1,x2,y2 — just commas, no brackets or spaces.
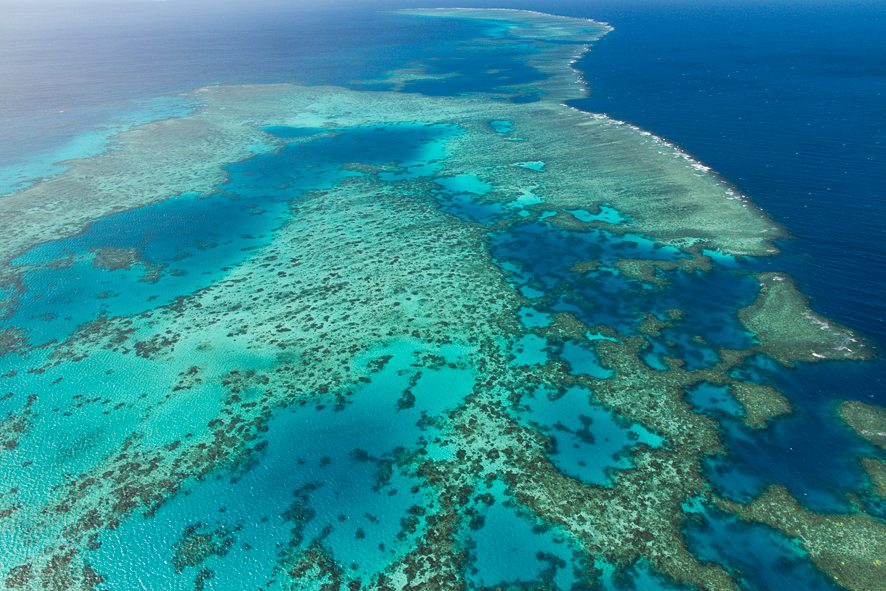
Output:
568,0,886,350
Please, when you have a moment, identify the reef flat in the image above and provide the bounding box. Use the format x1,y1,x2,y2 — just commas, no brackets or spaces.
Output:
0,8,883,591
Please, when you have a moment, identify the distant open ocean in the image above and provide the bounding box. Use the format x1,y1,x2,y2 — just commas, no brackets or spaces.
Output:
570,0,886,353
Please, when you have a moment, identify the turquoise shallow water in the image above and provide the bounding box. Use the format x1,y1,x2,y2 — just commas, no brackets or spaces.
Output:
1,4,884,591
89,340,475,589
465,481,580,589
518,386,663,485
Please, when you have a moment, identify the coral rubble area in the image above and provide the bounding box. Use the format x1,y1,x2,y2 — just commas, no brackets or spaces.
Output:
0,9,882,591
